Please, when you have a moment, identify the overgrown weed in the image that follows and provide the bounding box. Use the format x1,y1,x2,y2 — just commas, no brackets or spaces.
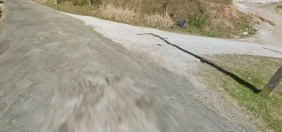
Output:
189,7,209,29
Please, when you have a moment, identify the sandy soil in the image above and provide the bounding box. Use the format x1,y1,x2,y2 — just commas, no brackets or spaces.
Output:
234,0,282,47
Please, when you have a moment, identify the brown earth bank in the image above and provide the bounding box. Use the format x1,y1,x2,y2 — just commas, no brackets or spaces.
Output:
40,0,256,38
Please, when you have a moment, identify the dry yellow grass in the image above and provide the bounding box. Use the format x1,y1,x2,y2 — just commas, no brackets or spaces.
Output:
101,4,137,23
99,4,172,28
144,13,173,28
208,4,239,29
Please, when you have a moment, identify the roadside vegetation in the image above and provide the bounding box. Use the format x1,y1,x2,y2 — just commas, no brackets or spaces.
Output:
199,54,282,132
277,4,282,9
39,0,256,38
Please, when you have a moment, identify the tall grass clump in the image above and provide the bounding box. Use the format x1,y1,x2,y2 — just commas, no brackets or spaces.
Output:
189,8,209,30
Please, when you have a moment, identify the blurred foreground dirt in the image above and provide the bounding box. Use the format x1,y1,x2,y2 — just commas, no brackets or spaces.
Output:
33,74,188,132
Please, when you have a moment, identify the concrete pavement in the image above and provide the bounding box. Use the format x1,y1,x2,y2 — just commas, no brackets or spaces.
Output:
0,0,246,131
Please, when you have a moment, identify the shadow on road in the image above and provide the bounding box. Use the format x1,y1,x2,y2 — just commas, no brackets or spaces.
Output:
138,33,261,94
263,47,282,55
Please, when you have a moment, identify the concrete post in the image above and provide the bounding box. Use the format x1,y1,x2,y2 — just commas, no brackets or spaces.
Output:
261,66,282,96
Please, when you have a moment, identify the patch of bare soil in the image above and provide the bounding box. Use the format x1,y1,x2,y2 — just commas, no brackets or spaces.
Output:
233,0,282,47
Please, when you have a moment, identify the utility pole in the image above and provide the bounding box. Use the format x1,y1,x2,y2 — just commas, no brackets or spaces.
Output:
261,66,282,96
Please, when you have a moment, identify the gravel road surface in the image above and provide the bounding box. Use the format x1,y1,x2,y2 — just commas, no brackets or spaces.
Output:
0,0,247,131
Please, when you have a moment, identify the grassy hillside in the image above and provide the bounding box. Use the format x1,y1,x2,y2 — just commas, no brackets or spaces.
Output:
41,0,256,38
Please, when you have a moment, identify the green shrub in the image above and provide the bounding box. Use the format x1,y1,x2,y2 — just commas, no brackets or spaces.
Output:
72,0,79,6
56,0,67,4
71,0,101,6
170,11,175,17
91,0,102,5
189,8,209,29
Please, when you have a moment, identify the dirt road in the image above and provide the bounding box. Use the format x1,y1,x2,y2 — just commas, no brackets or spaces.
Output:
0,0,248,131
234,0,282,47
54,0,282,131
